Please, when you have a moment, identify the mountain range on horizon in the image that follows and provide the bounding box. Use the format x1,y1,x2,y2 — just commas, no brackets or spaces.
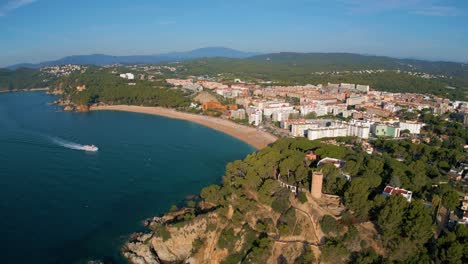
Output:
6,47,261,70
6,47,468,71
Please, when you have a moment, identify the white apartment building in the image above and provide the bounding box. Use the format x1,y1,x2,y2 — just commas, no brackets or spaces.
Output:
272,109,299,122
291,123,320,137
299,104,329,117
399,121,424,134
249,110,263,126
307,125,348,140
348,120,371,139
263,105,295,117
306,120,370,140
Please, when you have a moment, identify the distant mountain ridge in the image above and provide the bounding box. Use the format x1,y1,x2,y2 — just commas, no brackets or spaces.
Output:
247,52,467,76
6,47,261,69
6,48,468,82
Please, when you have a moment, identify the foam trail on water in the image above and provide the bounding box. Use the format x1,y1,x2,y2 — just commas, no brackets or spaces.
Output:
50,137,86,151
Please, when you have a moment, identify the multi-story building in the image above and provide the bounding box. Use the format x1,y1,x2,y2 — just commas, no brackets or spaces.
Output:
356,84,370,93
372,123,400,137
272,109,299,122
306,120,370,140
399,121,424,134
307,125,348,140
249,110,263,126
299,104,329,117
348,120,371,139
340,83,356,89
263,105,295,117
346,95,367,106
230,109,246,120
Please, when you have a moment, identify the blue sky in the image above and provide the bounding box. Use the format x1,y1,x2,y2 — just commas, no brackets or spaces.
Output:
1,0,467,66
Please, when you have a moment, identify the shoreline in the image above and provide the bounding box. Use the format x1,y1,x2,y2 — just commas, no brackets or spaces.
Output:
90,105,277,150
0,87,49,93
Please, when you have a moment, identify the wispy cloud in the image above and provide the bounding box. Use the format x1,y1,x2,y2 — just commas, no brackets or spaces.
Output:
340,0,463,17
0,0,37,16
411,5,461,17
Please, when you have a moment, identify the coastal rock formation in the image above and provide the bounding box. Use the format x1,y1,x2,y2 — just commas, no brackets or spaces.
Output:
124,214,213,264
63,105,74,111
76,104,89,112
152,217,208,263
123,233,160,264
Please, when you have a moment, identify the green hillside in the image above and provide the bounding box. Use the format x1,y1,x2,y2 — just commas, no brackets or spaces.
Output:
0,68,51,91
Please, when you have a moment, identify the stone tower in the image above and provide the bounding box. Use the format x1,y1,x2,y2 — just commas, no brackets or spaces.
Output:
311,171,323,199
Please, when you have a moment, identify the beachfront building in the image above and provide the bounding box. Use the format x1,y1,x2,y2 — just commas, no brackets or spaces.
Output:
272,110,298,122
230,109,246,120
262,104,294,117
249,110,263,126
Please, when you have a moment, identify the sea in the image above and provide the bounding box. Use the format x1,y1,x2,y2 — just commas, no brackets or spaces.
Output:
0,91,255,264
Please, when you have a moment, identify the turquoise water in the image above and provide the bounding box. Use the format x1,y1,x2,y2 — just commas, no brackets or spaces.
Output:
0,92,255,264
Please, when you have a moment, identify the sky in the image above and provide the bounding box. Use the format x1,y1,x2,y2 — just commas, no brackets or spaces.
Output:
1,0,467,66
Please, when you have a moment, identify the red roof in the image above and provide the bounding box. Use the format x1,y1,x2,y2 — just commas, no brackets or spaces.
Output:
383,185,410,195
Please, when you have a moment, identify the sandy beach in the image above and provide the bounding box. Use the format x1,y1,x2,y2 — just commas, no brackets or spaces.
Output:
90,105,277,150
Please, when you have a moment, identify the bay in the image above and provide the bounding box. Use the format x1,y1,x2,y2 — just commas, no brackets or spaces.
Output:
0,91,255,263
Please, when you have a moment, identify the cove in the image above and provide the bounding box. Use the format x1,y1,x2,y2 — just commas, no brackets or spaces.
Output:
0,92,255,263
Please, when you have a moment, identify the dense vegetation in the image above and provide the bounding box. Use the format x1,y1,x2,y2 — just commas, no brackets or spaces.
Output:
53,67,192,108
178,56,468,100
0,68,51,90
189,130,468,263
189,112,467,263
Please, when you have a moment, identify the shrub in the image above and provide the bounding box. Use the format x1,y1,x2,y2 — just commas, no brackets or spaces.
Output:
272,188,291,213
192,237,205,253
297,192,308,204
320,238,349,263
294,245,315,264
217,228,237,252
154,225,171,241
320,215,343,235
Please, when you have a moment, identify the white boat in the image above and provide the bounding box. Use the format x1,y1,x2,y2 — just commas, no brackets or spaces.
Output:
83,145,98,152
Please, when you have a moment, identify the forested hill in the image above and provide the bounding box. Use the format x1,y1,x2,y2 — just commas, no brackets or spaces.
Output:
249,52,468,77
0,68,51,91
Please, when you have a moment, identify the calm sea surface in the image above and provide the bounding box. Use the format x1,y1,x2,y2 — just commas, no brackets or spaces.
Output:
0,92,255,264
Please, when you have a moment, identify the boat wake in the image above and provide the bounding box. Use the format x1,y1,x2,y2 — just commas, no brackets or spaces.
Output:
50,137,98,152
